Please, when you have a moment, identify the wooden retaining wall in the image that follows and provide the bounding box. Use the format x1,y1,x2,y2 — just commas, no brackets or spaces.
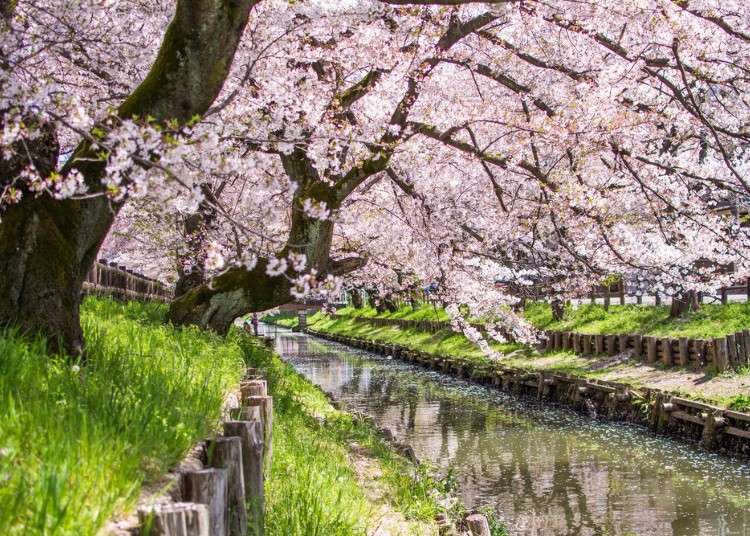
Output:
335,314,750,373
306,328,750,459
113,367,271,536
83,259,171,302
543,330,750,373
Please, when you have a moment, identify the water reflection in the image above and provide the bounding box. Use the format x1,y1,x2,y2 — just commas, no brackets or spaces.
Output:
264,325,750,536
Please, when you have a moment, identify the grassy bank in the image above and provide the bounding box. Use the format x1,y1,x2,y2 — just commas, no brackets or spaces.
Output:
0,297,245,535
297,310,750,412
239,337,447,535
269,300,750,339
525,302,750,338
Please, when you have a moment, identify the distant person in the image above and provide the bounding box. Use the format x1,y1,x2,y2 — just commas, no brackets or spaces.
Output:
251,312,259,336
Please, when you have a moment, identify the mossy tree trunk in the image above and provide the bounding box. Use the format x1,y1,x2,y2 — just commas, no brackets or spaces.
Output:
0,0,257,354
168,148,369,334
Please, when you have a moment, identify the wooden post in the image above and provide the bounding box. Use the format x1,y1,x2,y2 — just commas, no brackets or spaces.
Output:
636,294,642,305
721,287,728,305
618,334,628,354
138,502,210,536
572,333,582,353
594,335,604,354
714,337,730,372
700,411,725,451
240,380,267,401
246,396,273,472
677,338,689,367
554,331,562,350
619,284,625,305
654,292,661,306
224,421,264,536
183,469,228,536
726,334,737,367
466,513,491,536
544,332,554,352
582,335,592,356
646,337,657,364
661,338,672,366
606,334,616,356
632,335,642,359
590,291,595,304
742,330,750,364
562,332,570,350
206,437,248,536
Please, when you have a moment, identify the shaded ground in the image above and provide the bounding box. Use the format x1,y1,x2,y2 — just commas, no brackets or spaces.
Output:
504,349,750,407
347,443,437,536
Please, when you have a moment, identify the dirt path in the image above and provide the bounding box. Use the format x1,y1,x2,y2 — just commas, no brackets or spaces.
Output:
515,350,750,404
347,442,438,536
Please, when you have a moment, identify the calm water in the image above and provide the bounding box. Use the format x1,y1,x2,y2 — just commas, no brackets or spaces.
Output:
261,325,750,536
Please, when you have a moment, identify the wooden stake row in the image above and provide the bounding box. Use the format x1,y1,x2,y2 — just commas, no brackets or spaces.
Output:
544,329,750,372
137,372,270,536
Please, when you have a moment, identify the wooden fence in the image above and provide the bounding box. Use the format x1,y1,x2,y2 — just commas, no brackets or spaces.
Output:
543,329,750,372
132,367,272,536
83,259,171,302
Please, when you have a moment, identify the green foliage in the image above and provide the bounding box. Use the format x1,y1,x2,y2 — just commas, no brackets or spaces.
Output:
259,311,299,328
240,338,443,535
335,303,450,321
0,297,245,535
524,302,750,338
727,394,750,412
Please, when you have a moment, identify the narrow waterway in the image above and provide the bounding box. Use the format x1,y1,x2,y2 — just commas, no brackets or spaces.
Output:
261,324,750,536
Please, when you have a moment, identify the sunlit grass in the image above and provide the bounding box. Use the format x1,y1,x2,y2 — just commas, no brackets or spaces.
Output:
0,297,245,535
524,302,750,338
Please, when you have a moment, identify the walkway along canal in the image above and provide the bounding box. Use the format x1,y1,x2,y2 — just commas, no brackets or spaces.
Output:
259,324,750,536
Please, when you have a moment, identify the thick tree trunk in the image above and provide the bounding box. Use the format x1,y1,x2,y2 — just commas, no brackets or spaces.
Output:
0,0,257,354
550,298,565,321
350,288,364,309
669,290,700,318
168,147,369,333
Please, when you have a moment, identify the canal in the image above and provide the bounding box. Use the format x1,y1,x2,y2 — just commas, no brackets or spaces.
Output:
261,324,750,536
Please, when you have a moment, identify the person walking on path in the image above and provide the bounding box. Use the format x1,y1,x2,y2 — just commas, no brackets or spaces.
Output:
251,313,259,336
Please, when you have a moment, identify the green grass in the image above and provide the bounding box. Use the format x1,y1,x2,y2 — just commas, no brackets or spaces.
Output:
308,311,517,364
320,301,750,339
0,297,245,535
240,338,446,535
259,312,299,329
524,302,750,338
335,304,450,322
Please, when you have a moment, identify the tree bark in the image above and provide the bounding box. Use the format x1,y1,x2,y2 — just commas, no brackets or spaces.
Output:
168,147,369,333
551,298,565,321
0,0,257,354
669,289,700,318
350,288,364,309
174,183,222,298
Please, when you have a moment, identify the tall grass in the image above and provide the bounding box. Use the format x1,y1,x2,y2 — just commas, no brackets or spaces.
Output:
0,297,244,535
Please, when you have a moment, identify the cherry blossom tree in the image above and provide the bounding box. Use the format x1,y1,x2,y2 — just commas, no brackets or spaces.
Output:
3,0,750,354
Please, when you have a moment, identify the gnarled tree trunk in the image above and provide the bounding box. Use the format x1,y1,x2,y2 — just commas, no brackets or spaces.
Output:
168,149,367,334
0,0,257,354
